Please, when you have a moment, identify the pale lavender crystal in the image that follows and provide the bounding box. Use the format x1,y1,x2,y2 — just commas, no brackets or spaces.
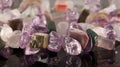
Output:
31,16,48,33
48,31,63,52
66,8,80,23
20,24,31,48
63,37,82,55
69,23,83,30
0,0,14,12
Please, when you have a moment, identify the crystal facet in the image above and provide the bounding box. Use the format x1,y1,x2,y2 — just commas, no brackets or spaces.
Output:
48,31,63,52
0,24,13,42
6,30,21,48
63,37,82,55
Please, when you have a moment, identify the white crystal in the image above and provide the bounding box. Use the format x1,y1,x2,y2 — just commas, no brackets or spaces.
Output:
92,27,107,38
56,21,69,35
78,23,97,31
6,30,21,48
0,24,13,42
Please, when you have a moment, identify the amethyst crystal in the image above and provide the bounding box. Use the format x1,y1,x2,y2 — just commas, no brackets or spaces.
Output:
66,8,80,23
63,37,82,55
48,31,63,52
20,24,31,48
0,0,14,12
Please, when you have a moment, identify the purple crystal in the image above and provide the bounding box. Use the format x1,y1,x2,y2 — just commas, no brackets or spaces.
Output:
20,24,31,48
66,8,80,23
69,22,83,30
48,31,63,52
31,16,48,33
63,37,82,55
0,0,13,12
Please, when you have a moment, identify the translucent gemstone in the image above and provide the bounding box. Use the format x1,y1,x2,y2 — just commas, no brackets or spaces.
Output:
6,30,21,48
48,31,63,52
96,36,115,50
63,37,82,55
20,24,31,48
69,28,89,49
0,24,13,42
66,8,80,23
56,21,69,35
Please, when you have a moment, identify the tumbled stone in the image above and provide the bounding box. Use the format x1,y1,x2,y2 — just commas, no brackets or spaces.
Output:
0,24,13,42
96,36,115,50
6,30,21,48
69,28,89,49
63,37,82,55
29,33,48,48
77,9,89,23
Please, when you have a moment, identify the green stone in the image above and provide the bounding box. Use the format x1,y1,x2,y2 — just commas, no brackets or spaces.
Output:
46,16,56,33
77,9,89,23
86,29,98,46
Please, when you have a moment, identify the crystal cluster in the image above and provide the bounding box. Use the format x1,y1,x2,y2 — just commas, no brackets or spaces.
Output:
0,0,120,67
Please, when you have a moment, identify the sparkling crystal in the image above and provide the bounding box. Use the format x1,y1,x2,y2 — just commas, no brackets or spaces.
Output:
20,24,31,48
0,24,13,42
48,31,63,52
66,8,80,23
29,33,48,48
56,21,69,35
63,37,82,55
6,30,21,48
